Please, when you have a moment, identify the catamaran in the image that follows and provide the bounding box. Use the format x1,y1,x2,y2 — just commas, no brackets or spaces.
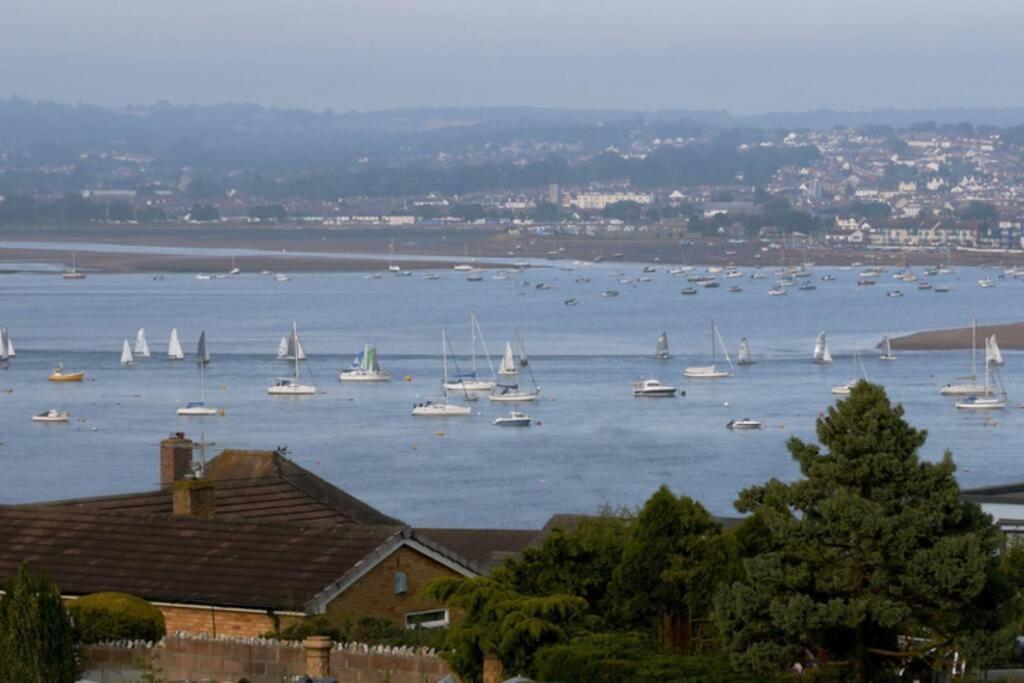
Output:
956,340,1007,409
655,333,672,360
412,330,473,416
737,337,754,366
120,339,134,366
168,328,185,360
684,321,733,378
941,317,989,396
879,335,896,361
340,344,391,381
62,252,86,279
177,331,219,416
987,335,1004,366
134,329,151,359
268,322,316,395
276,326,306,360
812,331,833,365
444,313,496,392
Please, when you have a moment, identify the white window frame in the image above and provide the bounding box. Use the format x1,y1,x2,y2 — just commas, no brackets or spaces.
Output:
405,608,449,630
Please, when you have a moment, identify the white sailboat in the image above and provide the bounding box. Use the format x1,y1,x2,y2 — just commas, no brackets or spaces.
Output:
941,317,988,396
987,335,1004,366
276,327,306,360
737,337,754,366
489,336,541,402
412,330,473,416
832,351,868,395
1,328,13,358
0,328,8,364
177,331,219,416
168,328,185,360
120,339,134,366
268,322,316,395
956,340,1007,409
134,328,151,358
62,252,86,279
444,313,496,392
340,344,392,381
684,321,733,378
812,331,833,365
655,332,672,360
879,335,896,361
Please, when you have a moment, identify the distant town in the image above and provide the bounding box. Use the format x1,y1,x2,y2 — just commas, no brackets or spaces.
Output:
3,100,1024,258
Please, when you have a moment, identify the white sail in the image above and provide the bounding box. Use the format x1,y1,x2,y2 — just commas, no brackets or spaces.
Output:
134,328,151,357
277,336,288,359
197,331,210,365
168,328,184,360
499,342,517,375
813,332,826,362
120,339,134,365
822,343,833,364
655,333,671,359
278,329,306,360
517,336,529,368
0,329,8,361
988,335,1004,366
4,331,14,357
737,337,752,365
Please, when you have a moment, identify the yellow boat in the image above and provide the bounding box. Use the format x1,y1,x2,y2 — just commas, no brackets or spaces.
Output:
48,365,85,382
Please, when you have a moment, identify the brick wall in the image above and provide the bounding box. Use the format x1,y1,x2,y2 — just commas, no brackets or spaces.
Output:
157,603,301,638
81,633,455,683
325,546,462,627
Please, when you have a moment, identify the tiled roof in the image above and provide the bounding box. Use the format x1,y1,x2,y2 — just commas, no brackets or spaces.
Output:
0,506,400,611
415,528,544,573
25,450,401,527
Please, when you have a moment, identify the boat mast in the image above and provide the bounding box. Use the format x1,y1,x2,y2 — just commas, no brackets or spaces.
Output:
971,316,977,379
710,320,716,365
470,313,477,375
292,321,300,382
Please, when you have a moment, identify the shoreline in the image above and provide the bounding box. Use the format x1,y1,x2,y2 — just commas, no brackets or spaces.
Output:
891,322,1024,350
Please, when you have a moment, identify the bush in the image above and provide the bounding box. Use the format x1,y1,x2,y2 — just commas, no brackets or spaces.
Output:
0,564,78,683
268,615,447,650
69,592,166,643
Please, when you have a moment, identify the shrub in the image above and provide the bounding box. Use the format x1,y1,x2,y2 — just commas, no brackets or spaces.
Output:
0,563,78,683
69,592,166,643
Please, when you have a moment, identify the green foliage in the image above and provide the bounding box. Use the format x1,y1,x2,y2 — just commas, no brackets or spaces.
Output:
267,615,447,650
612,486,722,629
715,381,1023,680
68,592,166,644
0,563,78,683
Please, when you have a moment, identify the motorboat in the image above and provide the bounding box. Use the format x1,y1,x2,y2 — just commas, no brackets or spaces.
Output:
274,273,292,283
934,285,950,293
768,287,786,296
727,418,764,430
680,287,698,295
602,290,620,297
857,278,876,286
563,298,578,306
728,285,743,293
887,290,904,297
798,282,816,291
195,273,212,281
32,409,70,423
978,278,996,288
493,411,532,427
632,379,678,397
48,364,84,382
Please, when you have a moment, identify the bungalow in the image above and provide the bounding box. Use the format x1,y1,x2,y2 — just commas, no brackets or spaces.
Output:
2,435,544,637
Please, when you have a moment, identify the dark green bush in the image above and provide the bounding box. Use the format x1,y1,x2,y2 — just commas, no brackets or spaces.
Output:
68,592,166,643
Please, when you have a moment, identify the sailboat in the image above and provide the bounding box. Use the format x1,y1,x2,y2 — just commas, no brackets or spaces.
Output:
269,322,317,395
737,337,754,366
134,329,151,358
812,331,833,365
655,333,672,360
832,351,868,395
177,331,219,416
228,255,240,276
444,313,496,392
340,344,392,381
879,335,896,361
941,318,988,396
489,336,541,402
412,330,473,416
517,336,530,369
956,339,1007,409
684,321,733,378
168,328,185,360
0,329,8,366
987,335,1004,366
1,329,13,358
62,252,86,279
120,339,134,366
276,326,306,360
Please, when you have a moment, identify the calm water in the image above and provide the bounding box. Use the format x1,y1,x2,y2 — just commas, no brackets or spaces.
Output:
0,260,1021,528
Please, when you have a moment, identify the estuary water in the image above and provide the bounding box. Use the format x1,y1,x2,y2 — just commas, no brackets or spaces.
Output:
0,260,1021,527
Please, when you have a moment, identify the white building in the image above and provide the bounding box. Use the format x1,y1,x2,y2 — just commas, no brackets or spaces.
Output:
568,192,653,211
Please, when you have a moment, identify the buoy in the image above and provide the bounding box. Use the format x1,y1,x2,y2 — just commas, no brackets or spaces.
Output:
404,375,412,382
436,431,444,437
723,401,730,407
218,408,226,416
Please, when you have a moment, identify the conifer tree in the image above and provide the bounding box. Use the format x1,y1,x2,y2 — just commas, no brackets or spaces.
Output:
0,563,78,683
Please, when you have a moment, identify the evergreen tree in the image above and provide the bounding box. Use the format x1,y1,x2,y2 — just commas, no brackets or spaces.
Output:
715,382,1022,681
0,563,78,683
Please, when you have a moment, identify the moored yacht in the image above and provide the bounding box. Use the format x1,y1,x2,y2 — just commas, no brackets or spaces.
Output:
632,379,678,397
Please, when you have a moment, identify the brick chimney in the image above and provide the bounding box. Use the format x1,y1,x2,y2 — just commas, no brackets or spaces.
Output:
172,479,215,518
160,433,194,487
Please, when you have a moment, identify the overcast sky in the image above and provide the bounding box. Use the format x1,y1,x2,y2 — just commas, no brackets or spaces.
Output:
1,0,1021,113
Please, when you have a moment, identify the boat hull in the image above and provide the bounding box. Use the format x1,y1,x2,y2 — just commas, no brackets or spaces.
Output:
268,385,317,395
684,367,730,378
955,398,1006,410
412,404,472,416
493,418,531,427
339,371,392,382
48,372,84,382
444,380,495,392
633,389,677,397
488,391,540,402
940,384,989,396
177,406,219,416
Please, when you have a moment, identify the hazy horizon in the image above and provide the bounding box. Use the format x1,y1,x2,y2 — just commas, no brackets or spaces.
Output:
3,0,1024,114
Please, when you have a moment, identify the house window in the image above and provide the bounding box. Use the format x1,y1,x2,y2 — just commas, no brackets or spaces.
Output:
405,609,449,630
394,571,408,595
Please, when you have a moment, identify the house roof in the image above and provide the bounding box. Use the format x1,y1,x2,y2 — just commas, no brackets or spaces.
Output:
961,482,1024,505
24,450,402,527
0,506,401,611
415,528,545,573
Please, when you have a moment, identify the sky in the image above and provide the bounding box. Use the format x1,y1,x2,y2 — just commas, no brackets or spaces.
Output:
1,0,1021,114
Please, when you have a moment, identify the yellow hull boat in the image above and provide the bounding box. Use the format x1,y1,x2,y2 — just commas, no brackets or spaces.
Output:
48,370,85,382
